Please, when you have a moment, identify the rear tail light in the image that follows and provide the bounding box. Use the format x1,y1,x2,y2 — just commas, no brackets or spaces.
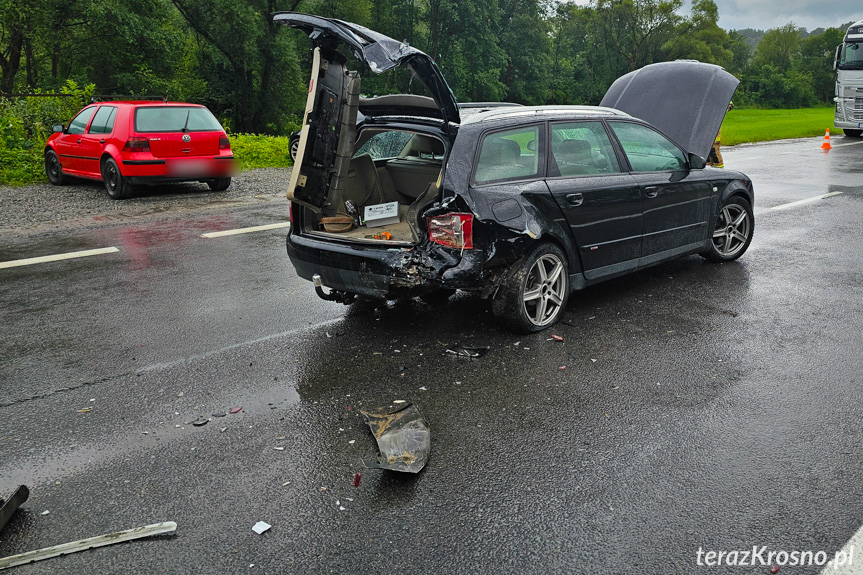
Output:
219,134,230,150
122,137,150,153
428,213,474,250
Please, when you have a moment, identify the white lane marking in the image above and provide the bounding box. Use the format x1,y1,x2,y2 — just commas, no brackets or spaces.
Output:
819,522,863,574
201,222,290,238
770,191,844,211
0,247,119,270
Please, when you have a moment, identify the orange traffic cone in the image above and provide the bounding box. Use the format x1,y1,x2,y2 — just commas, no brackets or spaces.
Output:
821,129,832,150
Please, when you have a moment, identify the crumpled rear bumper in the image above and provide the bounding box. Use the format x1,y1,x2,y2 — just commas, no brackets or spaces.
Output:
286,231,484,299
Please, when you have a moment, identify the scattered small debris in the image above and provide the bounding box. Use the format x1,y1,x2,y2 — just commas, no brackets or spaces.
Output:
550,335,564,341
192,417,209,427
770,565,780,574
338,506,346,511
282,481,291,486
446,345,489,358
348,440,356,445
220,427,227,433
418,386,427,391
177,392,184,398
229,407,243,414
392,400,406,404
41,510,49,516
274,446,285,451
251,521,271,535
559,366,566,371
76,408,92,414
353,473,361,487
591,358,597,363
212,412,227,418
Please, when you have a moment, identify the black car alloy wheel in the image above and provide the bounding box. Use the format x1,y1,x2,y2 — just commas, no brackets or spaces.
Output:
703,196,753,262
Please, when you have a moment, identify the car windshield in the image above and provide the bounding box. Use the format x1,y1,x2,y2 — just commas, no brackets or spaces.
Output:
838,42,863,70
135,106,222,132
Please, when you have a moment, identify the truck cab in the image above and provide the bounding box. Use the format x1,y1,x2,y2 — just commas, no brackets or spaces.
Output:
834,20,863,137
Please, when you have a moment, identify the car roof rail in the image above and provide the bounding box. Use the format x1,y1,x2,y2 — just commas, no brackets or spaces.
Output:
90,95,168,103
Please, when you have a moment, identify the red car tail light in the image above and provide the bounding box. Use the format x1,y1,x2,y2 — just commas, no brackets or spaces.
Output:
122,137,150,153
219,134,230,150
428,213,474,250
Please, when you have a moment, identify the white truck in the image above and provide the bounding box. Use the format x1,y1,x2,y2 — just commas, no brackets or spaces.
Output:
834,20,863,137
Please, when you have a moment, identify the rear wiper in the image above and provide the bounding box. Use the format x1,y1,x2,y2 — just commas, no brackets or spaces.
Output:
182,110,190,132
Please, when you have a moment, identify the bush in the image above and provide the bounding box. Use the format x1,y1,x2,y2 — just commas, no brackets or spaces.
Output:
0,81,94,185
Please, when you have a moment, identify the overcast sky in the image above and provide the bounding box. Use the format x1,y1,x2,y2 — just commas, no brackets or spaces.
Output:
566,0,861,32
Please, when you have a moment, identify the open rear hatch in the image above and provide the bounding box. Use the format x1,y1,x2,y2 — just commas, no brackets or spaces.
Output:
274,12,460,243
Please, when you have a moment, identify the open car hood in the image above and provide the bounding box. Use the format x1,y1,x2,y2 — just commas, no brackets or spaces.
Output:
600,61,738,160
273,12,460,125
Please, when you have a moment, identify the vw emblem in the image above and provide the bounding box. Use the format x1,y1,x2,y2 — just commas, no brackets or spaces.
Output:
182,134,191,143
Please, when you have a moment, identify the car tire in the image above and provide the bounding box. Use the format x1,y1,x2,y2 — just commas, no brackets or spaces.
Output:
44,150,67,185
492,242,570,333
701,196,754,262
101,157,133,200
289,135,300,162
843,129,862,138
208,177,231,192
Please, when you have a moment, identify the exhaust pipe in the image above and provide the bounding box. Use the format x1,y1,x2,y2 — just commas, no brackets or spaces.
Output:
312,274,355,304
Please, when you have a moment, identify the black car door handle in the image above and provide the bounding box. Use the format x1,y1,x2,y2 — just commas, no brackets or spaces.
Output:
76,139,82,144
99,139,106,144
566,193,584,207
645,186,658,198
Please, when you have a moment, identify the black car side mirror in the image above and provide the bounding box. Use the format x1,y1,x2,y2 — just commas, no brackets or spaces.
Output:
689,153,706,170
52,124,65,134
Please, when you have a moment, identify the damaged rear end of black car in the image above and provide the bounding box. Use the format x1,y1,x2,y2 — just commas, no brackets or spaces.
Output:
275,13,753,333
276,16,502,303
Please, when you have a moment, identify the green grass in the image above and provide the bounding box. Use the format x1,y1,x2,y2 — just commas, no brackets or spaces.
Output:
227,133,292,170
721,107,836,146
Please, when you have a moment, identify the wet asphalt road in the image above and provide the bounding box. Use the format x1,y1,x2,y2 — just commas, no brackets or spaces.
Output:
2,136,863,574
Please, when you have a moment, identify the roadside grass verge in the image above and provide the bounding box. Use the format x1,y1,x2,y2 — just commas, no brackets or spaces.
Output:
722,107,835,146
228,133,292,171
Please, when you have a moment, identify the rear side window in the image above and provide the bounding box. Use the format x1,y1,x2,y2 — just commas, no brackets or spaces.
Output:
609,121,687,172
354,131,413,160
134,106,222,133
550,121,620,177
88,106,117,134
67,107,96,135
474,125,542,184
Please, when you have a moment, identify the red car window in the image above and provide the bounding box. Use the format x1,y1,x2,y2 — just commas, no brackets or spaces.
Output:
89,106,118,134
67,107,97,135
134,107,222,133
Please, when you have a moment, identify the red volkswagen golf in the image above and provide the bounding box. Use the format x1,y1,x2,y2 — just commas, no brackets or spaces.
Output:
44,100,236,199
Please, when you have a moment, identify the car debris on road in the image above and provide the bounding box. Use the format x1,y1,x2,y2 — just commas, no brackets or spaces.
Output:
361,403,430,473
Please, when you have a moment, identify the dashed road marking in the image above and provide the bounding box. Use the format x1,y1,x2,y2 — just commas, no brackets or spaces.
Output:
201,222,290,238
818,522,863,574
0,247,120,270
770,191,843,211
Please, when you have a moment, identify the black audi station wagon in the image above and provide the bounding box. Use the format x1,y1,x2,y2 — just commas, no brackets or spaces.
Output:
275,13,754,333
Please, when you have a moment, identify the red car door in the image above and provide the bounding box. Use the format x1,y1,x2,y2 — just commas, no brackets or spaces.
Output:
77,105,118,177
54,106,97,175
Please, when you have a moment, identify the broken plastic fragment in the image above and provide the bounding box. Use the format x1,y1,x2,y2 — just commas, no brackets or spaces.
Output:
212,412,227,418
353,473,361,487
76,407,92,413
360,403,430,473
229,407,243,414
445,345,489,358
551,335,564,341
770,566,780,574
192,417,209,427
251,521,271,535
